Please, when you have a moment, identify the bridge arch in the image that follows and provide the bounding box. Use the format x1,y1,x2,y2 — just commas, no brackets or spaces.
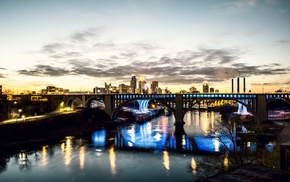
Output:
111,98,174,121
66,97,83,109
185,98,258,123
85,96,105,109
266,97,290,109
266,97,290,121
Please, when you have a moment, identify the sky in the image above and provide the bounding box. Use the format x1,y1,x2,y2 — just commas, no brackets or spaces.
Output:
0,0,290,94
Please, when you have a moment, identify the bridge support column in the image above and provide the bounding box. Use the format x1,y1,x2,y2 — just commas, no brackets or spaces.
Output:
257,94,267,123
174,94,184,124
104,95,114,115
81,95,86,108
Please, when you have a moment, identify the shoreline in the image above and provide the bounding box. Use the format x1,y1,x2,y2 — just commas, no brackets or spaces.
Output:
0,121,116,153
0,109,114,150
276,120,290,143
1,113,290,152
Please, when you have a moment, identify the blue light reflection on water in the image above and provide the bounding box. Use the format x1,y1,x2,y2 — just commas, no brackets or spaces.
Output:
115,111,273,153
92,129,106,147
0,111,276,181
194,136,234,152
118,117,170,151
0,115,190,181
183,111,275,153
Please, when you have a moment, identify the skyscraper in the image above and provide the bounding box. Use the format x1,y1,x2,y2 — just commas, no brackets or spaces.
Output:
130,76,137,94
138,76,148,94
203,81,209,93
141,80,148,94
151,81,158,94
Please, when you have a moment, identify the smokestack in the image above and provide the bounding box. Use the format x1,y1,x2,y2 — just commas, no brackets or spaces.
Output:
243,77,246,93
237,77,240,93
232,79,234,93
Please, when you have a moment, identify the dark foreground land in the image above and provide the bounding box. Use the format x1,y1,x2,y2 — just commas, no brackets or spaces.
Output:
0,109,116,150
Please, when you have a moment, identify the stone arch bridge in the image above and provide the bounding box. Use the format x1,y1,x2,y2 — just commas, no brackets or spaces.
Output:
53,93,290,123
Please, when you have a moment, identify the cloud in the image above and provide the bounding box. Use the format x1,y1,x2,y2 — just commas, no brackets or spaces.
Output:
214,0,257,13
277,39,290,45
70,27,106,43
232,63,290,77
17,26,290,87
49,52,83,59
200,48,239,64
42,43,63,54
93,41,116,49
0,67,6,78
21,42,290,86
18,65,70,76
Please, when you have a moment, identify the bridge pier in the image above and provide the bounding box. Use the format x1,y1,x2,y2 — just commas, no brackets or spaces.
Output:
174,94,184,124
81,95,86,108
104,95,114,115
174,121,186,152
257,95,267,123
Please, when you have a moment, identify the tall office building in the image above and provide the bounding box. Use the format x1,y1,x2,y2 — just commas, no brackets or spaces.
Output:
130,76,137,94
138,77,143,93
0,85,2,95
138,76,148,94
202,81,209,93
151,81,158,94
141,80,148,94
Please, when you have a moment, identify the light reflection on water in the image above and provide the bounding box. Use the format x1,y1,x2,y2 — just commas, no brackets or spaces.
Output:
109,147,116,176
184,111,221,136
0,111,276,181
79,146,85,170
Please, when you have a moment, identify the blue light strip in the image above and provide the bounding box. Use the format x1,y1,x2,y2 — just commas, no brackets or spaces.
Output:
137,99,150,113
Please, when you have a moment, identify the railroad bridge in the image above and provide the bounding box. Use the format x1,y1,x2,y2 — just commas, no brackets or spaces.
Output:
55,93,290,123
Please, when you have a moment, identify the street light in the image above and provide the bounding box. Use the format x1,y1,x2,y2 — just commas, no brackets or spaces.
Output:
18,109,22,118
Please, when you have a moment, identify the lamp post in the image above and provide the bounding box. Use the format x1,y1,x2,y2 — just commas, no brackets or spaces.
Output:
16,109,22,122
18,109,22,118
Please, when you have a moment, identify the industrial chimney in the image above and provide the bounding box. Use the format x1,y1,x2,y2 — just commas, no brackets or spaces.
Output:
232,79,234,93
237,77,240,93
243,77,246,93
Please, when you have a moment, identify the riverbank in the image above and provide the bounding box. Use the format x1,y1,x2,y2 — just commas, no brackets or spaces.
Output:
276,120,290,143
0,109,116,149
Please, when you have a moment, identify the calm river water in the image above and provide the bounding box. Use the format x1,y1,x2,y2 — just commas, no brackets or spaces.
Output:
0,111,274,182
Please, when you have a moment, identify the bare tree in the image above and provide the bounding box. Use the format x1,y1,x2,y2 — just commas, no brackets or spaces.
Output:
189,112,281,180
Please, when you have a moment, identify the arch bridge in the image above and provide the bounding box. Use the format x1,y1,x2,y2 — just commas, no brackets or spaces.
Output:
61,93,290,123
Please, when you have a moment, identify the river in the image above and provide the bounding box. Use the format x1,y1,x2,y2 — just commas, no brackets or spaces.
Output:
0,110,278,182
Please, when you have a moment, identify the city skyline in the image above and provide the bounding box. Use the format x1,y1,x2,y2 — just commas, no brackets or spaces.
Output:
1,0,290,93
